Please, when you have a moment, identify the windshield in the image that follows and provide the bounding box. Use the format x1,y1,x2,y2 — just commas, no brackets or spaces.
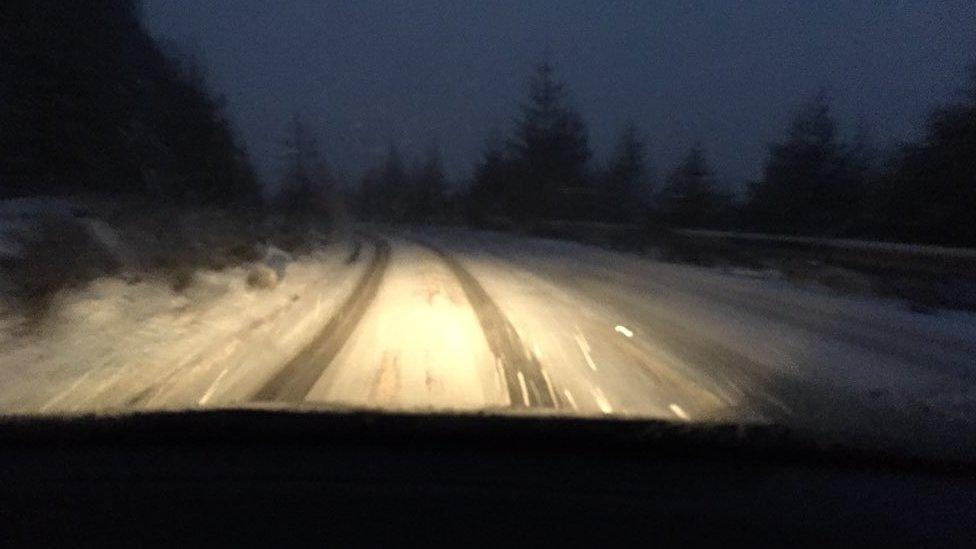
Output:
2,1,975,459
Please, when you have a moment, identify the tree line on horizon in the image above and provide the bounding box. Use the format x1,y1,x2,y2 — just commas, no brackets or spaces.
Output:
351,60,975,247
479,62,976,246
2,2,974,247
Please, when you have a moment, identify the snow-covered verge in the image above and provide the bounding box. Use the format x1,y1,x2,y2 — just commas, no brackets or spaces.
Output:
0,197,364,412
660,230,976,311
0,196,273,317
516,221,976,310
0,242,364,412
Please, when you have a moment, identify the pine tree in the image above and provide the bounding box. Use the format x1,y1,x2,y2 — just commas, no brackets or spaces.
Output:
657,145,725,228
275,115,333,230
508,62,591,220
355,169,382,221
745,93,865,236
411,145,446,224
466,133,512,226
877,62,976,245
281,115,329,188
602,124,650,223
378,143,407,221
147,46,262,210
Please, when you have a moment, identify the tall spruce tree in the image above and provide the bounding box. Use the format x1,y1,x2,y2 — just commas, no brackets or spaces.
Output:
657,145,725,228
876,62,976,245
745,93,865,236
411,145,447,224
508,62,591,220
602,124,650,223
466,133,512,226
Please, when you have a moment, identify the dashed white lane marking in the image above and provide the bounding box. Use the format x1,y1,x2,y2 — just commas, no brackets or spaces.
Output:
540,368,558,406
574,331,598,371
562,389,579,410
532,338,543,360
669,403,690,421
614,325,634,338
591,387,613,414
198,366,231,405
517,370,530,406
41,370,96,411
494,357,505,395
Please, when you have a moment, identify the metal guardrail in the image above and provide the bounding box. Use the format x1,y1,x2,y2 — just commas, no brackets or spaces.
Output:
674,229,976,260
479,217,976,276
672,229,976,276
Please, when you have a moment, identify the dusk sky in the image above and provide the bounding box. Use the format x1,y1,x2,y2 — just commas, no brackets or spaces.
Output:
143,1,976,192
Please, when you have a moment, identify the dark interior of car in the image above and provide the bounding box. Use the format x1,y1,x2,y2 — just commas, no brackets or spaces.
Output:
2,410,974,546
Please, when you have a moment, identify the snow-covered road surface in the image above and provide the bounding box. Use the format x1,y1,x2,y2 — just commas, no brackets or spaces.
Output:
2,227,976,455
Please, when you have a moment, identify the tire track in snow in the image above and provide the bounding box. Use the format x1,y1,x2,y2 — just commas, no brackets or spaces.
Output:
410,237,557,409
251,235,391,402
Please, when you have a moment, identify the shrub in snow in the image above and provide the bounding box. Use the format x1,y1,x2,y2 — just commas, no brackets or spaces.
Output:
1,196,274,317
6,214,122,316
169,266,196,293
246,265,278,290
262,246,292,280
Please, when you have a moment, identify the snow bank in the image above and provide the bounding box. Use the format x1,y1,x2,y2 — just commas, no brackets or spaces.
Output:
0,240,365,412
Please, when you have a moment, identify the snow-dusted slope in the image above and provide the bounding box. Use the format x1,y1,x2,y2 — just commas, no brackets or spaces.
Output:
0,241,365,412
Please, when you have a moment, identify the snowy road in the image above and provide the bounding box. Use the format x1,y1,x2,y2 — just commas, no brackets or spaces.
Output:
274,228,976,449
268,229,975,440
4,227,976,452
244,234,746,420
